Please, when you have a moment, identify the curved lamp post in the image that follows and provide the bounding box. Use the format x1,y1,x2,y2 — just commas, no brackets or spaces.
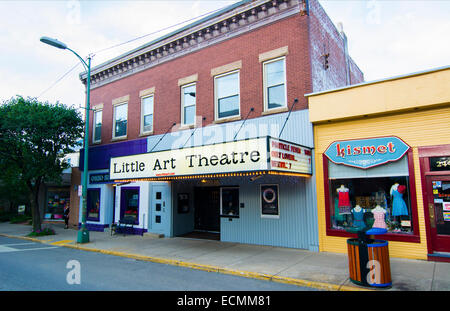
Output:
40,36,91,243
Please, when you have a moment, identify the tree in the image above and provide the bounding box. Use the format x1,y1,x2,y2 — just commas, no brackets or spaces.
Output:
0,96,83,232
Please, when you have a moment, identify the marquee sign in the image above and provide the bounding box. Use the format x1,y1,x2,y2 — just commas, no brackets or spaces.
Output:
324,136,410,169
110,137,312,180
269,138,312,175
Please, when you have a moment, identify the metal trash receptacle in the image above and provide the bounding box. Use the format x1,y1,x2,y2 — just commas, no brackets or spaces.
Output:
346,228,392,288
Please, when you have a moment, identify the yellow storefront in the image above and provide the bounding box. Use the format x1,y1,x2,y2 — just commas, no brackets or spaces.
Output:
307,66,450,261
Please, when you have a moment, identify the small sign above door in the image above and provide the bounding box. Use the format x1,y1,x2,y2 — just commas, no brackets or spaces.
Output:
430,157,450,172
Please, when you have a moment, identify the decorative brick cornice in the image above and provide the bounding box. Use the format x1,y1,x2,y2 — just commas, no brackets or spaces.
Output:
81,0,305,89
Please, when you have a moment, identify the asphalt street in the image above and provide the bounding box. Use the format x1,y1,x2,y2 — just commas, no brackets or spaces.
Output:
0,236,317,291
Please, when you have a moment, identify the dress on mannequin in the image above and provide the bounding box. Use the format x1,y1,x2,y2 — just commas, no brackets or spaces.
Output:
352,206,365,229
372,206,387,229
391,184,408,216
337,185,351,215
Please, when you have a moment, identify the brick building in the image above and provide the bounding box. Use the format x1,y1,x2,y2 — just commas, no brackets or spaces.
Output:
78,0,363,251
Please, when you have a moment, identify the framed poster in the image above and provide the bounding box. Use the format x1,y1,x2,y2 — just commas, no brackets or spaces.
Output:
177,193,190,214
261,184,279,218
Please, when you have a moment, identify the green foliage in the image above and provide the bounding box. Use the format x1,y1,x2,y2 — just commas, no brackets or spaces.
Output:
9,214,32,224
0,95,84,230
26,227,56,237
0,212,16,222
0,95,83,185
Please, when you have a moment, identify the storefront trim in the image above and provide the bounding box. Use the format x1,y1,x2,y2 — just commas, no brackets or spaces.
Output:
323,149,421,243
418,144,450,255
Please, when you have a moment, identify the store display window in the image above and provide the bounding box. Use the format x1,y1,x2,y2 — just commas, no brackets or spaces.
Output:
44,189,70,220
120,187,139,224
324,152,419,241
87,188,101,221
220,187,239,218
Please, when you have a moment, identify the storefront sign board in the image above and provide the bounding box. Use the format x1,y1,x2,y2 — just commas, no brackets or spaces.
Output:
111,137,268,180
269,138,312,175
110,137,313,180
324,136,410,169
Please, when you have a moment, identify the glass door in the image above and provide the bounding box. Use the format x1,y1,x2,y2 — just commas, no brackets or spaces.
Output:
426,176,450,252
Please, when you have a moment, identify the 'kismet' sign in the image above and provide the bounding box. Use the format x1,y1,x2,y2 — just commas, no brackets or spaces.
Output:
324,136,409,169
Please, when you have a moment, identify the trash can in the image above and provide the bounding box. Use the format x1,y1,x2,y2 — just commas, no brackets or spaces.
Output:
346,227,392,288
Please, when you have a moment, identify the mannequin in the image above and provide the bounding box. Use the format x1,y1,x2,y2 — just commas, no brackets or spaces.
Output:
336,185,351,226
352,205,365,229
390,183,409,227
372,205,387,229
336,185,351,214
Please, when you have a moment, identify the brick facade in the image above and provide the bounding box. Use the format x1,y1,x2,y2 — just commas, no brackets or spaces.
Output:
85,0,363,146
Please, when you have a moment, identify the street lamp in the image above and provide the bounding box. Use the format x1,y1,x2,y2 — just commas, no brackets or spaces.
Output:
40,36,91,243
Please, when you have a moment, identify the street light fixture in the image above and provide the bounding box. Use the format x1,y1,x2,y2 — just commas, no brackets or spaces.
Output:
40,36,91,243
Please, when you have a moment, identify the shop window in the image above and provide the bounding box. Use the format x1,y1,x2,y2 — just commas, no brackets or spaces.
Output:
120,187,139,224
327,155,415,235
44,189,70,220
220,187,239,217
141,95,154,134
93,109,102,143
214,70,240,120
263,57,287,111
113,102,127,138
181,83,196,126
87,188,100,221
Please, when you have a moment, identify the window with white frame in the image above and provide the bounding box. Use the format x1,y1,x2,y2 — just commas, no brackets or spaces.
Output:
113,102,127,138
141,95,154,134
181,83,196,126
215,70,240,120
263,57,287,110
93,109,102,143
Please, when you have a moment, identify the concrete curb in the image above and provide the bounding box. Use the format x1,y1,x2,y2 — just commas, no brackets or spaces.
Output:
0,233,372,291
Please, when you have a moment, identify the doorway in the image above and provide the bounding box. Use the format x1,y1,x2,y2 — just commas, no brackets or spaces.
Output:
150,185,169,235
426,176,450,253
194,187,220,232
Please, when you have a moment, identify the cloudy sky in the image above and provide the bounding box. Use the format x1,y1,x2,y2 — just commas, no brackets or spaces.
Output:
1,0,449,110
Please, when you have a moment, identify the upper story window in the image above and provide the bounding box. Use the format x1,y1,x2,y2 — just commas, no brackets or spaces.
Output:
113,102,127,139
263,56,287,111
181,83,196,126
141,95,154,134
93,108,102,143
214,70,240,120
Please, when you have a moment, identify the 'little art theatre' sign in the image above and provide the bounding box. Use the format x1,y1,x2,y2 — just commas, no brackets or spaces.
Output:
324,136,410,169
110,137,312,180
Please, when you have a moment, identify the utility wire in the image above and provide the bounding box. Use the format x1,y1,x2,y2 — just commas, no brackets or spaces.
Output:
37,3,230,100
37,62,81,99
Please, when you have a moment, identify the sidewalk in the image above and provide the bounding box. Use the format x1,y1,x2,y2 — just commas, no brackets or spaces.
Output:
1,222,449,291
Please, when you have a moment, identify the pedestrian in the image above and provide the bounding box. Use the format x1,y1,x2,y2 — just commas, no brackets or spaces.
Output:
63,204,70,229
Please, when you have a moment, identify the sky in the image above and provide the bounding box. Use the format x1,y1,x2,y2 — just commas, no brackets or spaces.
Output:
0,0,449,111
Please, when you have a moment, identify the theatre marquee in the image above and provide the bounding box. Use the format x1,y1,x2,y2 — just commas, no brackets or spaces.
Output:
110,137,312,180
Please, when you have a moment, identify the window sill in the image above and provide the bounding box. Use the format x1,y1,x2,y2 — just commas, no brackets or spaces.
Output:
326,228,420,243
262,106,289,116
179,124,195,131
213,115,242,124
111,136,127,142
139,131,154,137
91,141,101,145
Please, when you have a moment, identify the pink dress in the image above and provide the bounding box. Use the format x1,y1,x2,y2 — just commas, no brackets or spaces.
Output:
372,210,387,229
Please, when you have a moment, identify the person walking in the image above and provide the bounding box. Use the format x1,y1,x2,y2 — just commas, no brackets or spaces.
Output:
63,204,70,229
